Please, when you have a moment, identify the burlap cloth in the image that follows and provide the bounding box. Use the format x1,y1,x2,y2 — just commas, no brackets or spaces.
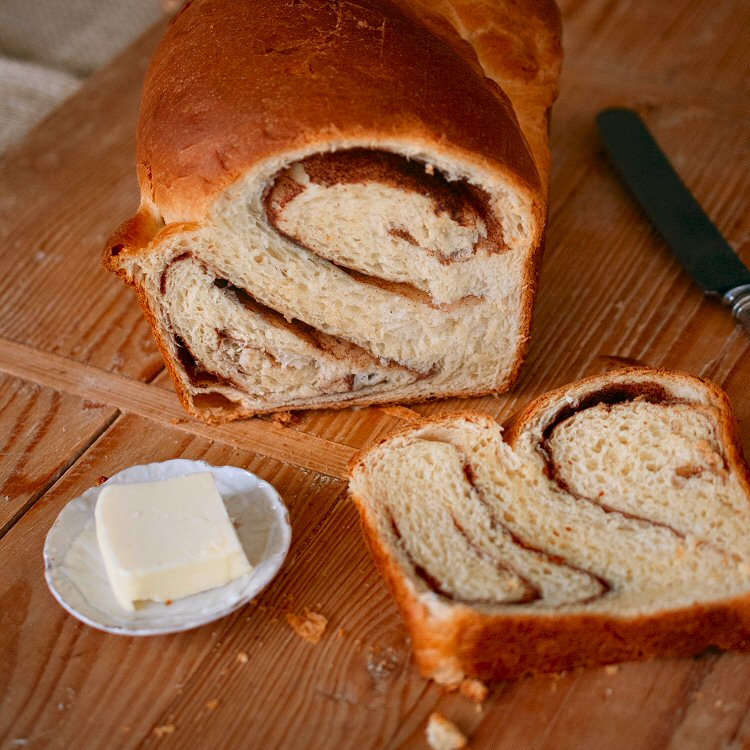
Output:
0,0,171,152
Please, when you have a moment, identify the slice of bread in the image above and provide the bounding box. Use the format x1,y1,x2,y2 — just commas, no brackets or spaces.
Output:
349,367,750,682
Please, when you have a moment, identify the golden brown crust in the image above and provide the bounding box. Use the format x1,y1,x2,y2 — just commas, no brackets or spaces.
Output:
444,596,750,681
131,283,204,417
136,0,546,221
353,487,463,679
102,208,163,277
349,368,750,681
402,0,562,192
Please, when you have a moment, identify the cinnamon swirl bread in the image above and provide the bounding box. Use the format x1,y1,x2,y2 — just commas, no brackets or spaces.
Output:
349,368,750,682
102,0,561,422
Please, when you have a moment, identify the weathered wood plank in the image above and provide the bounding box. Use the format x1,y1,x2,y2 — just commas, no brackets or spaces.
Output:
0,415,425,749
0,415,343,748
0,338,357,480
561,0,750,95
0,24,167,381
0,373,116,537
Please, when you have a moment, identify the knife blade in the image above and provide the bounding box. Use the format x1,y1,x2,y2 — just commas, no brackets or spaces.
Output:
596,107,750,334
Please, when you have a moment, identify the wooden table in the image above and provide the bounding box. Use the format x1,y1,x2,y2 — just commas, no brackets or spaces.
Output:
1,1,748,747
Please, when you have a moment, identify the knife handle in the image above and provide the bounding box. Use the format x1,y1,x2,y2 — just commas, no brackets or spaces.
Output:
723,285,750,335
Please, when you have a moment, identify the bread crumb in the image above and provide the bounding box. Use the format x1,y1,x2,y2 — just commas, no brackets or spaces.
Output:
604,665,619,675
152,724,176,738
426,713,467,750
366,644,401,680
379,405,421,421
267,410,301,426
286,608,328,643
236,651,249,664
459,678,488,704
337,628,346,638
205,698,219,710
714,699,723,709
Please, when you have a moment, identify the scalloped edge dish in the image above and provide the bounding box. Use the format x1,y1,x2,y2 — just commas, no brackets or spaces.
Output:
43,459,291,635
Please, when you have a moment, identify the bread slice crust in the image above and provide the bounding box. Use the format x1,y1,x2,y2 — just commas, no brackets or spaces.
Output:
349,368,750,682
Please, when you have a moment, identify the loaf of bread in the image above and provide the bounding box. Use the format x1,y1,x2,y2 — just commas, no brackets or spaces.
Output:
102,0,562,422
349,368,750,682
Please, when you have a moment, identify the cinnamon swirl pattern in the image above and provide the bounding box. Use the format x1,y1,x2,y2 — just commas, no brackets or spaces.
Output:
349,368,750,681
107,147,539,421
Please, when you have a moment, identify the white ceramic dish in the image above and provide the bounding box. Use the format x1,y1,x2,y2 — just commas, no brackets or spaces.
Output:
43,459,291,635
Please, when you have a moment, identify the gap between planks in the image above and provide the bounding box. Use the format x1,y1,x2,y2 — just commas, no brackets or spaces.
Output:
0,338,355,480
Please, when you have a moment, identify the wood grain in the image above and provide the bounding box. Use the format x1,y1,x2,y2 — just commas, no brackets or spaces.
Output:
0,414,416,749
0,338,356,479
0,374,116,538
562,0,750,94
0,25,167,382
1,0,749,748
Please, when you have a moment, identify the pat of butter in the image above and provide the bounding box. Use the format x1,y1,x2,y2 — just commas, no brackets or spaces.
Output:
95,472,252,611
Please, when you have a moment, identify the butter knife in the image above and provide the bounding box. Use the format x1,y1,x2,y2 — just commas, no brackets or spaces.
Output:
597,107,750,335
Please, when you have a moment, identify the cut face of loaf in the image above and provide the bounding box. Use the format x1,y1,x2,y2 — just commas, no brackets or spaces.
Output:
102,0,561,422
349,368,750,682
